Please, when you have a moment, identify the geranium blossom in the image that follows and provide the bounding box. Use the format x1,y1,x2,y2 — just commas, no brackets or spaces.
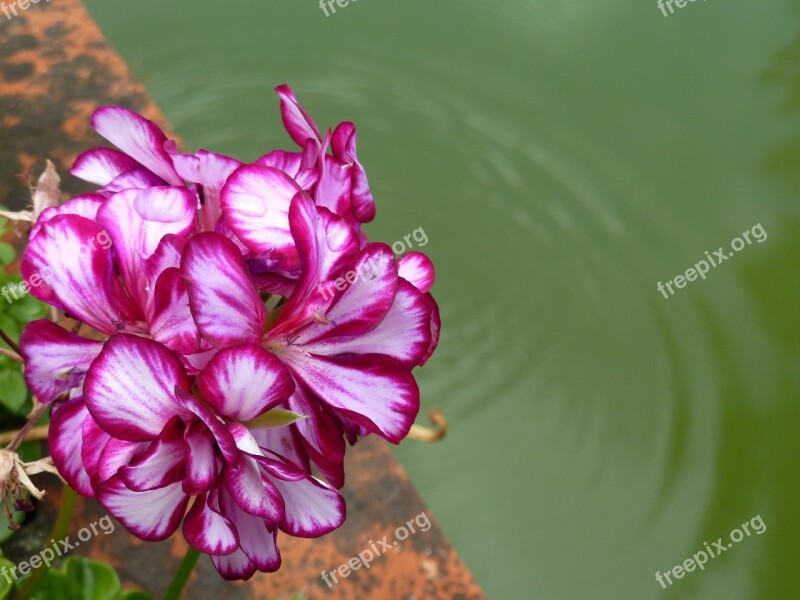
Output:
18,84,440,581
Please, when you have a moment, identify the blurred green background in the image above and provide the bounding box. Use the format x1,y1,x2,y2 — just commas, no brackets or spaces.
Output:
81,1,800,598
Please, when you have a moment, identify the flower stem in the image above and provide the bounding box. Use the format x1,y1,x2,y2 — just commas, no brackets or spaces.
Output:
15,485,77,600
164,546,201,600
5,403,48,453
0,328,21,356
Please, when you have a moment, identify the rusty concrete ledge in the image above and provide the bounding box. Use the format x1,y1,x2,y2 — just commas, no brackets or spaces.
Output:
0,1,486,598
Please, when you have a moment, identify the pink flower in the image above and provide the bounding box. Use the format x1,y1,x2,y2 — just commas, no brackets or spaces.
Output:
75,333,344,580
182,194,439,486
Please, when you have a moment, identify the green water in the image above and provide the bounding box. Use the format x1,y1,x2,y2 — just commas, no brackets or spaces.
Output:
82,1,800,598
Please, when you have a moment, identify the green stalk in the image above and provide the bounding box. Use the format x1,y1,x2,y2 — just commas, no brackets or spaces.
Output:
15,485,77,600
163,546,201,600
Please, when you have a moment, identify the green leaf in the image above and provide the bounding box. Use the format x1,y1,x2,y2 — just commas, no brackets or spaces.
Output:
0,558,15,599
8,295,47,323
0,369,27,414
243,409,308,430
0,244,14,267
18,558,153,600
0,509,24,545
64,558,121,600
117,592,153,600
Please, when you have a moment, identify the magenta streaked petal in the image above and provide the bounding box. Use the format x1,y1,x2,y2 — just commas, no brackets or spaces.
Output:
102,167,167,194
84,334,192,441
198,345,294,421
211,548,257,581
286,386,345,488
220,164,302,262
49,399,94,496
275,84,321,148
315,153,352,221
265,473,345,538
71,147,141,186
255,150,303,177
293,244,398,343
97,476,189,542
420,293,441,365
223,454,284,523
171,149,241,231
96,437,142,484
142,234,184,291
332,122,375,222
91,106,182,186
303,279,432,368
31,194,105,239
270,197,357,335
174,386,240,464
183,421,219,495
219,489,282,573
20,320,102,404
183,493,239,556
21,214,140,334
97,187,196,306
182,232,266,347
81,415,111,488
280,350,420,444
150,268,202,355
398,251,435,294
118,416,187,491
250,424,310,479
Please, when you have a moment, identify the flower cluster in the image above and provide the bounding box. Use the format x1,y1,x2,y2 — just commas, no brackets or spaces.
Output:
19,86,439,580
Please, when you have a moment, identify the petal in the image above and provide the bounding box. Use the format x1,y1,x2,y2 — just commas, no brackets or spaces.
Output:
198,345,294,421
30,194,105,239
20,320,102,404
91,107,183,186
265,473,345,537
118,416,187,491
170,149,241,231
150,268,202,354
183,421,219,495
97,476,189,542
102,167,167,194
293,244,398,343
70,147,141,186
397,251,435,294
223,454,284,523
269,196,357,336
183,493,239,556
96,437,142,484
285,386,345,488
81,415,111,488
21,214,140,334
174,386,240,464
97,187,196,306
420,293,441,365
49,399,94,496
219,488,282,573
220,164,302,263
182,232,266,347
211,548,257,581
84,334,192,441
275,84,321,148
303,279,432,368
280,350,420,444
